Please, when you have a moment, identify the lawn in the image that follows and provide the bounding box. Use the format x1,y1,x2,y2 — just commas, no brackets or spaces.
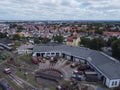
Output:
15,70,43,89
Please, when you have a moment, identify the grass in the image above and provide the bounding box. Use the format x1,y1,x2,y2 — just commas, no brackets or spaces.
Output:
0,50,10,60
15,70,43,89
19,54,33,65
13,41,22,50
15,70,26,80
0,72,21,90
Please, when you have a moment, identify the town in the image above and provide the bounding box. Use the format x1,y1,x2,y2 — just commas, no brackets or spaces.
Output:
0,20,120,90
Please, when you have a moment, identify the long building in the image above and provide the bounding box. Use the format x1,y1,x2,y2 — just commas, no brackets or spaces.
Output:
0,43,12,50
33,44,120,88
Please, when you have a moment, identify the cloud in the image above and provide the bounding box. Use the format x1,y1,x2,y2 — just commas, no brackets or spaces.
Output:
0,0,120,20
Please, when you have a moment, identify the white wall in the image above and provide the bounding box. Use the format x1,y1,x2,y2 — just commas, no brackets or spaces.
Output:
106,78,120,88
106,78,110,87
74,58,80,62
66,55,71,60
74,57,85,63
18,49,32,54
35,52,62,57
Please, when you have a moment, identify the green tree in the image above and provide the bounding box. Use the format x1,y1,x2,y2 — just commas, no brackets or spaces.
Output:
107,36,117,46
9,24,17,28
42,38,51,44
111,39,120,59
12,34,20,40
90,37,105,50
54,35,64,43
0,33,7,38
17,26,24,32
80,37,91,47
34,38,40,44
95,29,103,35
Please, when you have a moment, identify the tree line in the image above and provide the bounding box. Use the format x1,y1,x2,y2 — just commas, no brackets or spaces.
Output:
80,36,120,59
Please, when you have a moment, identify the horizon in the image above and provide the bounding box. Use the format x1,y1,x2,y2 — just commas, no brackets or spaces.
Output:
0,20,120,21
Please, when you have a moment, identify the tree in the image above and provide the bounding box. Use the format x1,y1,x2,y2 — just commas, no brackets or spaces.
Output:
107,36,117,46
80,37,91,47
95,29,103,35
0,33,7,38
90,37,105,50
42,38,51,44
34,38,40,44
54,35,64,43
17,26,24,32
111,39,120,59
12,34,20,40
9,24,17,28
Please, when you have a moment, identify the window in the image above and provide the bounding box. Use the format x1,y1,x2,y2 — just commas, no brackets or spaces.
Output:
46,53,50,55
115,81,117,85
51,53,54,55
56,53,59,56
112,82,114,86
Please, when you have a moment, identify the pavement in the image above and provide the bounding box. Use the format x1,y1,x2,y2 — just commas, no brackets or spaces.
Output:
97,87,105,90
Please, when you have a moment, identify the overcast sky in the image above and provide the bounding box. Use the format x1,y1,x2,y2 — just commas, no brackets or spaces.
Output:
0,0,120,20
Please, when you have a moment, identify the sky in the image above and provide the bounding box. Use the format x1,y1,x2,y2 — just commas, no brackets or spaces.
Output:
0,0,120,20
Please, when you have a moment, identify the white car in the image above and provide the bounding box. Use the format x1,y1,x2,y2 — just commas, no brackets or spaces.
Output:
73,70,83,75
4,68,11,74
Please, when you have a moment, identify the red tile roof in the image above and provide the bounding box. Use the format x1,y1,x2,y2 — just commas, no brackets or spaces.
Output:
104,32,120,36
67,37,73,42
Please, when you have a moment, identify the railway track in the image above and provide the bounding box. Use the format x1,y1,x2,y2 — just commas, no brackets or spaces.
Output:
8,74,24,88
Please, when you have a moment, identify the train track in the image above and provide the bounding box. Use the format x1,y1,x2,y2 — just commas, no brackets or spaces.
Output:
8,74,39,90
8,74,24,88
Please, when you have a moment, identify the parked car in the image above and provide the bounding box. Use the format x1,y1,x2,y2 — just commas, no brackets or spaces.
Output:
70,63,79,68
32,57,40,64
3,67,11,74
41,58,46,63
45,56,50,60
73,70,83,75
71,74,82,81
56,85,62,90
64,61,71,65
77,65,90,71
37,56,42,62
56,85,69,90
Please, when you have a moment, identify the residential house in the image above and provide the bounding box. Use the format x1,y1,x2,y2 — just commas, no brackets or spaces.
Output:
17,44,34,54
66,35,80,46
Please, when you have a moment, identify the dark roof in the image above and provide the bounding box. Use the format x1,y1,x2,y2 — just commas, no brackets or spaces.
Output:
33,44,120,80
0,43,12,50
89,52,120,79
0,40,13,45
33,45,92,59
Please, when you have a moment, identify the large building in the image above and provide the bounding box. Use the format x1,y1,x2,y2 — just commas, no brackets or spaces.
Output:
33,44,120,88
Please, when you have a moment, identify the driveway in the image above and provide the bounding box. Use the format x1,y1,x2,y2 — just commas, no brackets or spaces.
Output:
97,87,105,90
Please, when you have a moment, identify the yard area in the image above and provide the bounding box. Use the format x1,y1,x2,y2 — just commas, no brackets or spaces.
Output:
1,53,111,90
0,64,21,90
